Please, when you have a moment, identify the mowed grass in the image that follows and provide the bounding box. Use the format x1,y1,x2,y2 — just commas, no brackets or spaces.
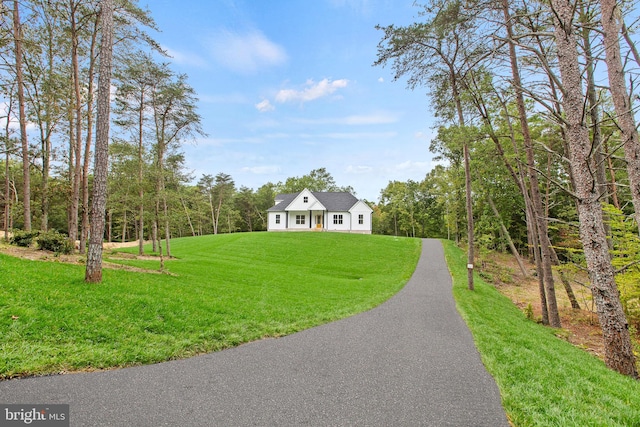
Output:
442,240,640,426
0,232,420,379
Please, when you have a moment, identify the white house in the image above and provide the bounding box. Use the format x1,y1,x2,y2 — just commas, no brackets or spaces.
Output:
267,189,373,234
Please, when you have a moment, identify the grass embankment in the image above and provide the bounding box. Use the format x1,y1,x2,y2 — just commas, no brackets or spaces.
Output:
443,240,640,426
0,232,420,379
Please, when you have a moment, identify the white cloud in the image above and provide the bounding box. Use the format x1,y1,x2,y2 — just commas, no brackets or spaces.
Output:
163,46,208,68
255,99,275,112
208,30,287,74
342,113,398,125
275,78,348,104
241,165,281,174
292,112,399,126
378,77,384,83
0,106,37,132
196,136,264,147
393,160,431,172
346,165,374,174
315,131,397,140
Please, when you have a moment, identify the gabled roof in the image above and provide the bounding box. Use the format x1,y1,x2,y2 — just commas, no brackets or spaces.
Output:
315,192,360,211
268,190,361,212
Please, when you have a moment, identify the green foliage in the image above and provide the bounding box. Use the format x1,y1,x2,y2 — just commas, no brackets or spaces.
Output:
0,233,420,378
524,303,535,321
9,230,41,247
443,239,640,426
604,204,640,329
275,167,353,194
36,230,74,254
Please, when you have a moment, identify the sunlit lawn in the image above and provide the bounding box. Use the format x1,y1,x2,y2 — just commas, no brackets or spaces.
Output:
0,232,420,379
444,240,640,426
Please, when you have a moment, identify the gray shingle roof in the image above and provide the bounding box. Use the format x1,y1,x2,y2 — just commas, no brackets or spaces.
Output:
267,191,359,212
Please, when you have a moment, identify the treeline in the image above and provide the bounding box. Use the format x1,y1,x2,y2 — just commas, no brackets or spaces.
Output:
374,0,640,378
0,1,360,258
0,0,199,256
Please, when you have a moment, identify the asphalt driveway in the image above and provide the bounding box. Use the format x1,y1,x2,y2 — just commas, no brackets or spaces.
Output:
0,238,509,426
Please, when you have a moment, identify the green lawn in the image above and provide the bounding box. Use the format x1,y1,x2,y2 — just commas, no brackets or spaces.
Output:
443,239,640,427
0,232,420,379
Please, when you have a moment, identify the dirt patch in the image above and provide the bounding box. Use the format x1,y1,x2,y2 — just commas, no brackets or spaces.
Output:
479,251,621,362
0,240,171,275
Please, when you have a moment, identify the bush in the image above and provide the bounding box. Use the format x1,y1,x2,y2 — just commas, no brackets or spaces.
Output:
36,231,74,255
10,230,41,247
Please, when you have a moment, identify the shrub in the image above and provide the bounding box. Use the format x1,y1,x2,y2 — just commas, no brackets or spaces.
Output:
36,231,74,255
10,230,41,247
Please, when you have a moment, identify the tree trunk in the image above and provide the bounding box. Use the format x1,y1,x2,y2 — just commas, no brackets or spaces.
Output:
180,196,196,236
163,195,171,257
463,140,474,290
209,193,215,234
85,0,114,283
138,91,145,255
621,21,640,75
138,202,145,254
69,0,83,247
528,197,549,324
604,137,621,209
3,140,10,241
552,0,637,377
4,93,14,240
152,219,158,253
80,18,99,254
448,61,474,291
502,0,560,327
581,10,612,250
121,209,127,243
601,0,640,233
107,209,112,243
12,0,31,231
487,195,527,277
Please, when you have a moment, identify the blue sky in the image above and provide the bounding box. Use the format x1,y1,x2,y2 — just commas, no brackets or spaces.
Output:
143,0,437,201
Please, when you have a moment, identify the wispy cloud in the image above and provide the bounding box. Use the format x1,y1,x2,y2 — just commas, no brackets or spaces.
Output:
292,112,399,125
196,136,265,147
392,160,431,173
255,99,275,112
241,165,281,174
207,29,287,74
315,131,397,140
275,78,348,104
345,165,374,174
163,46,208,68
341,113,399,125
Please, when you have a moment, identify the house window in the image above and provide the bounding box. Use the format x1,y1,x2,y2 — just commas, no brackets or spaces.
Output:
358,214,364,224
333,214,343,225
275,214,281,224
303,196,308,203
296,215,306,225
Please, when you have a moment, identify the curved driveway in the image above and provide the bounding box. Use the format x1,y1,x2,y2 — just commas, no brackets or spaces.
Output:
1,239,508,426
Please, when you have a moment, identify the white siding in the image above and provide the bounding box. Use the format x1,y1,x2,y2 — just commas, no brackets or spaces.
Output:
349,201,373,234
287,211,311,230
326,211,351,232
286,189,325,212
267,212,287,231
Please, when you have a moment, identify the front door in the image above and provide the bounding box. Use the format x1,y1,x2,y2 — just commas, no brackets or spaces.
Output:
315,214,323,228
